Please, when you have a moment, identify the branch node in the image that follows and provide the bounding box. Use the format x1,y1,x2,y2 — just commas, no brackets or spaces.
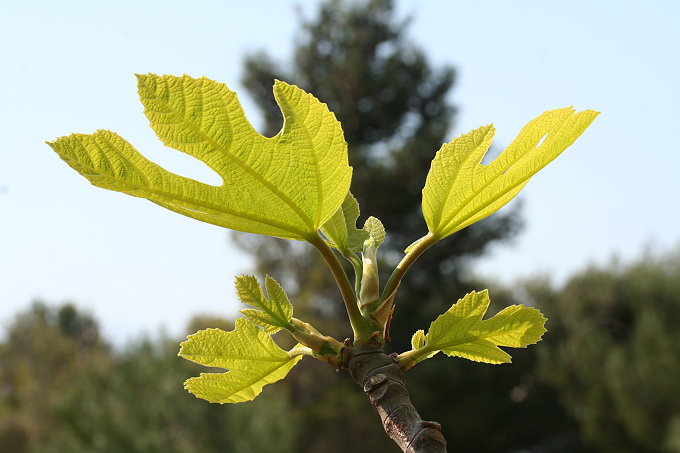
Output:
347,342,447,452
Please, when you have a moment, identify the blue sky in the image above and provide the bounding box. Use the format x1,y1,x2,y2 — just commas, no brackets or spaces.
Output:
2,1,679,344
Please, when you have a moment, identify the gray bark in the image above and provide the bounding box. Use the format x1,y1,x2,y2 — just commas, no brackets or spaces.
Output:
345,342,447,453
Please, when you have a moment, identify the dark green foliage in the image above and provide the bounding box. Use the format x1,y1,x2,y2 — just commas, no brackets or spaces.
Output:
3,247,680,452
53,338,299,453
0,303,109,453
0,306,300,453
533,251,680,453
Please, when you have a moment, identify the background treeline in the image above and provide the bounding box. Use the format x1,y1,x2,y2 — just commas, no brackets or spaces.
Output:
3,1,678,452
2,250,679,453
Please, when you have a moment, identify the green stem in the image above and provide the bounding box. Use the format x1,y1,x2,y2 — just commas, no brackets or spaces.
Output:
288,317,345,365
309,233,378,342
396,346,435,371
348,253,363,295
289,317,345,351
381,232,438,302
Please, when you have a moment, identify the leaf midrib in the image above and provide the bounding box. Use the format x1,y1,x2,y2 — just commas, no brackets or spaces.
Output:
86,134,309,237
181,353,289,364
239,279,290,327
436,116,572,234
276,89,326,227
429,127,491,229
203,357,297,403
148,78,317,232
428,320,537,351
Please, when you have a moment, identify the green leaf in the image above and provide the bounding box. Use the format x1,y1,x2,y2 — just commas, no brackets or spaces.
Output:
363,216,385,249
411,329,425,349
320,192,369,254
48,74,352,241
179,319,303,404
409,329,437,362
422,108,599,240
236,275,293,333
420,290,547,364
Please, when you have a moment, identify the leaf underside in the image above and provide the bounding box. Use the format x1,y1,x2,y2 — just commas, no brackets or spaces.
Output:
179,319,302,404
48,74,352,241
417,290,547,365
423,107,599,240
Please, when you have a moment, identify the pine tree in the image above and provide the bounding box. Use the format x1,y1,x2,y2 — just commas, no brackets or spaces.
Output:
238,0,522,349
236,1,526,451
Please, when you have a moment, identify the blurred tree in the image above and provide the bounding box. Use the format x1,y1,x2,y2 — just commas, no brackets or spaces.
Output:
531,250,680,453
0,302,109,453
236,1,525,451
51,332,300,453
0,307,299,453
238,0,522,346
16,2,659,452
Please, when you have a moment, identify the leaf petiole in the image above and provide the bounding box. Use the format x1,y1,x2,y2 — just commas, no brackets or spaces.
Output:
308,233,380,344
381,231,438,304
348,252,364,296
396,346,436,371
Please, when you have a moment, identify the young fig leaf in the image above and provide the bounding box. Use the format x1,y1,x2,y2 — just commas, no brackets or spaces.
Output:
320,192,369,254
359,243,380,312
179,319,303,404
48,75,352,241
423,107,599,240
406,290,546,367
363,216,385,249
236,275,293,333
411,329,426,350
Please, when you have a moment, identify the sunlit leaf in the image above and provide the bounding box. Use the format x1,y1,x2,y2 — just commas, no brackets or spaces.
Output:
412,290,546,365
48,74,352,241
179,319,303,404
423,108,598,240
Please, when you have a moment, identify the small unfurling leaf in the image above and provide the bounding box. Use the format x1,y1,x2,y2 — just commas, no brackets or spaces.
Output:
320,192,369,254
236,275,293,333
363,216,385,249
411,329,425,350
